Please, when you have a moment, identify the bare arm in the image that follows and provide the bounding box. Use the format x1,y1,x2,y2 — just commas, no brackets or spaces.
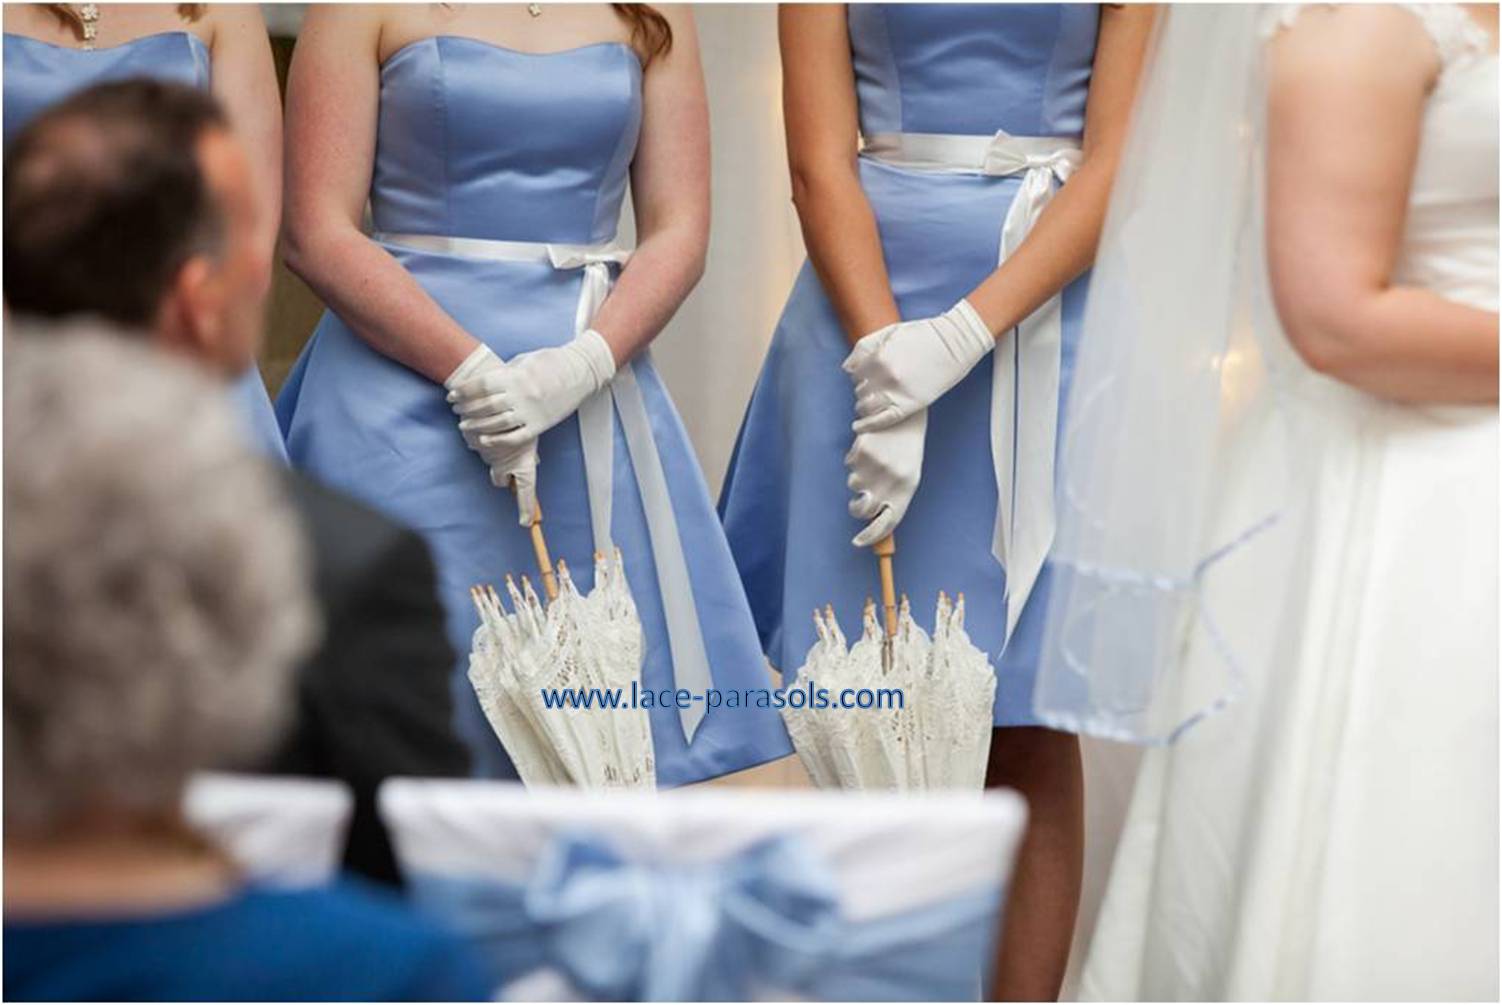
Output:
280,6,478,384
588,5,710,366
780,3,900,345
964,4,1155,333
206,4,283,257
1266,5,1498,404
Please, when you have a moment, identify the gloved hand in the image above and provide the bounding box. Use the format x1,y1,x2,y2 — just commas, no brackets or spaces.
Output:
447,328,617,452
846,408,928,548
444,343,541,524
843,299,993,434
481,437,541,526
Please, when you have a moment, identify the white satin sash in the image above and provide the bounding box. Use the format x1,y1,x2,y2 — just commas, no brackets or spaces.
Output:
376,232,712,742
860,131,1083,643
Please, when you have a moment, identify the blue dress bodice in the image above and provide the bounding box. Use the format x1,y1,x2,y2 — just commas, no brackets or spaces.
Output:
372,37,642,244
848,3,1098,138
3,31,210,146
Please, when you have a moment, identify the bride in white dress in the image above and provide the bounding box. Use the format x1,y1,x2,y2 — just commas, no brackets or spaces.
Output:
1034,5,1497,999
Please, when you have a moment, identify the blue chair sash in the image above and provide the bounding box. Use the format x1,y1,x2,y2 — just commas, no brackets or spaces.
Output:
407,833,1001,1001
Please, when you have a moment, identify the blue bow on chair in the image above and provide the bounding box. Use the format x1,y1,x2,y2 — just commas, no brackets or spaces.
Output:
410,833,1001,1001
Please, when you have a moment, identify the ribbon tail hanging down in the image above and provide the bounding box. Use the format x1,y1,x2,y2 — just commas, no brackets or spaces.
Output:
992,301,1063,641
612,367,713,742
986,154,1075,645
557,250,713,744
572,260,617,555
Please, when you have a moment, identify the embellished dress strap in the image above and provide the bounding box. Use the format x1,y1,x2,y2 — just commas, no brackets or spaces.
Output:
1264,3,1492,66
1397,3,1492,64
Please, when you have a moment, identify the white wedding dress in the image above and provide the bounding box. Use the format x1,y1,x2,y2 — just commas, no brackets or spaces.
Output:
1078,6,1498,1000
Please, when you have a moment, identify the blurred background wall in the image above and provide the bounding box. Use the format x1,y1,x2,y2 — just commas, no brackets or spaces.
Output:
257,3,803,495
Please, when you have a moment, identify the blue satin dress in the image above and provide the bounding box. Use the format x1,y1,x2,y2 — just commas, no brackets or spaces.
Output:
276,37,792,782
2,30,289,465
719,5,1099,728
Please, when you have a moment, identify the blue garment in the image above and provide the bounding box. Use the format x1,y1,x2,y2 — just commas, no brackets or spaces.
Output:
276,38,792,781
3,880,493,1001
1,30,289,465
719,4,1099,727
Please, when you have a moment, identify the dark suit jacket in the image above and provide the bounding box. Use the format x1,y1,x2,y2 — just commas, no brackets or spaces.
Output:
267,472,470,885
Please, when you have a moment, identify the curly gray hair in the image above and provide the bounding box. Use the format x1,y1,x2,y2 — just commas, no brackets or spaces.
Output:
3,321,319,835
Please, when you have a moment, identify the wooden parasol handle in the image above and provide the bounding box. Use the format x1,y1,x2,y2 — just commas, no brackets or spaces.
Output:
872,533,897,639
514,479,559,602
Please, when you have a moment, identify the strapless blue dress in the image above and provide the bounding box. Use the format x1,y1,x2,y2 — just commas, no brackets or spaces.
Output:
719,4,1099,728
2,30,289,465
276,37,792,782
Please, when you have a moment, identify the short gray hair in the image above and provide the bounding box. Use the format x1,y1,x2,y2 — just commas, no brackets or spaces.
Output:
3,321,319,835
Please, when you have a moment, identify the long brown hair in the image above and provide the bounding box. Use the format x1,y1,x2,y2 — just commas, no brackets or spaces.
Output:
611,4,672,66
45,3,204,42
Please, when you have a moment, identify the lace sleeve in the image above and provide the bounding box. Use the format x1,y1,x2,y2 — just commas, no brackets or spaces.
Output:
1395,3,1490,64
1263,3,1489,66
1258,4,1327,40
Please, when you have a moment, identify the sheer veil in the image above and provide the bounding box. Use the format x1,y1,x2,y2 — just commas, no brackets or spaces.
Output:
1033,5,1317,744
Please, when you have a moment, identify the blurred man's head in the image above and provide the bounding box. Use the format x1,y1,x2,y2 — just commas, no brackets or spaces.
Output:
3,80,269,377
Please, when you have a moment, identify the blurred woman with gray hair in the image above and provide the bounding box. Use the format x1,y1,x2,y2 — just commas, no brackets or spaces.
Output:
3,321,490,1001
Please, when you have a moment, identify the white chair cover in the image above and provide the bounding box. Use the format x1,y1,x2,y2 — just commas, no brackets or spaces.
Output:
380,780,1027,1001
183,773,353,887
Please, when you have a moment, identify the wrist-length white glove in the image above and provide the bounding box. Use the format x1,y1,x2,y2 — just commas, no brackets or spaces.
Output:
447,328,617,450
846,409,928,548
443,344,541,524
843,299,993,434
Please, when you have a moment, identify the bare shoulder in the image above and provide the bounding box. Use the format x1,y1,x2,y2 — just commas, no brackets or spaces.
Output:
651,3,698,34
1271,5,1439,90
198,4,268,47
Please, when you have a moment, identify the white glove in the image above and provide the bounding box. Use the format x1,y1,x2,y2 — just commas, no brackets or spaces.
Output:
481,438,541,526
444,344,540,524
846,408,928,548
843,299,993,434
447,328,616,451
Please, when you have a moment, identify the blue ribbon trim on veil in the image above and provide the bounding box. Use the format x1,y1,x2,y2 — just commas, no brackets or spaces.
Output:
407,834,1001,1001
1044,510,1283,745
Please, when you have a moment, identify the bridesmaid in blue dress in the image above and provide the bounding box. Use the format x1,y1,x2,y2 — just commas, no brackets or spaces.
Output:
718,4,1152,996
2,2,287,462
277,4,791,783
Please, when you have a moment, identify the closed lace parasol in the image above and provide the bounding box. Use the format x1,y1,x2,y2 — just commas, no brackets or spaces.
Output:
468,507,655,788
783,537,996,790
